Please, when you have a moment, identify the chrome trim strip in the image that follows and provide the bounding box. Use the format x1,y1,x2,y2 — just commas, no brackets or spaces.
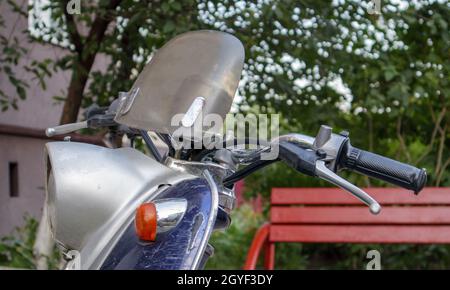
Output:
182,97,205,127
191,170,219,269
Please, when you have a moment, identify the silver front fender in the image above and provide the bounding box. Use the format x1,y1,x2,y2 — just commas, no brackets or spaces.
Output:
45,142,194,269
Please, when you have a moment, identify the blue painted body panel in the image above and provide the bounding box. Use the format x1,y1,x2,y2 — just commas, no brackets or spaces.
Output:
101,178,214,270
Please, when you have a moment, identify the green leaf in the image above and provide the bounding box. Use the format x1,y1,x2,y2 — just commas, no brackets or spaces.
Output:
171,2,182,12
161,2,170,13
16,85,26,100
384,66,397,81
163,21,175,33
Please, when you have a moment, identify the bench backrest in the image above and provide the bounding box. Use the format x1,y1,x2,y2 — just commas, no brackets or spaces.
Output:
270,187,450,244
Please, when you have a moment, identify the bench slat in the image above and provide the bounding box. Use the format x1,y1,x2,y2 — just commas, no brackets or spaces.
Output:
270,225,450,244
271,206,450,225
271,187,450,205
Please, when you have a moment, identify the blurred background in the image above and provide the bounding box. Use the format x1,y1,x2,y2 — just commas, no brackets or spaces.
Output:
0,0,449,269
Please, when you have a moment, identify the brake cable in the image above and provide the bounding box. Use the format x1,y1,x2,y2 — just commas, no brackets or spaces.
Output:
140,130,163,163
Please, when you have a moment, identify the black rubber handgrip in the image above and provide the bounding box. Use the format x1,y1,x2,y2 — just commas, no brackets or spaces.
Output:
341,145,427,194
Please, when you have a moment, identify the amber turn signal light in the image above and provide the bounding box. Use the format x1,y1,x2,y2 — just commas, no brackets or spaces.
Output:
135,203,157,241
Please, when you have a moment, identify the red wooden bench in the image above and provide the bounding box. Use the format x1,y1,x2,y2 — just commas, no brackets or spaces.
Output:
244,187,450,270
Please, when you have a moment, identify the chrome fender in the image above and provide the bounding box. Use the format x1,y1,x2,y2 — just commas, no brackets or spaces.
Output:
44,141,194,269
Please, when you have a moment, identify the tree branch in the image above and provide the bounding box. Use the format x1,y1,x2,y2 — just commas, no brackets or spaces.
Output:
416,106,447,165
84,0,121,50
60,0,122,124
396,115,411,163
436,157,450,186
434,123,448,184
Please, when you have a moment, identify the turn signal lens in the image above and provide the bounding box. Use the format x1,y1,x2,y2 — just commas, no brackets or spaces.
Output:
135,203,157,241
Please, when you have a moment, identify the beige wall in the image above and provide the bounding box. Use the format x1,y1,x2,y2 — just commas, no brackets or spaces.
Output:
0,135,47,235
0,0,109,236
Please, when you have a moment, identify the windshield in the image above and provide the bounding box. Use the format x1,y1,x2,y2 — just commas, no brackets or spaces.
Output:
114,30,245,138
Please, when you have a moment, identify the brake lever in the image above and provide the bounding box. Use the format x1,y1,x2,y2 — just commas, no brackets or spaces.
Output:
315,160,381,215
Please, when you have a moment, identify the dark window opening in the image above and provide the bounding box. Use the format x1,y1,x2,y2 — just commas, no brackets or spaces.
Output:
9,162,19,197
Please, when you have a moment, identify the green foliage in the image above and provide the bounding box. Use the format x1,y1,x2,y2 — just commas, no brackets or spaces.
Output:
219,0,449,187
273,243,450,270
0,216,37,269
0,216,59,269
206,204,264,269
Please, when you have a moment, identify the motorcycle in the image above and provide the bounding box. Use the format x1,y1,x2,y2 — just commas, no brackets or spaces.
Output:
43,30,427,270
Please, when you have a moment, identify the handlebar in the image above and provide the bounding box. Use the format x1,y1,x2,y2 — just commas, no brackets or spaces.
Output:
273,128,427,194
340,143,427,194
269,126,427,214
45,121,88,137
45,100,122,137
46,114,427,211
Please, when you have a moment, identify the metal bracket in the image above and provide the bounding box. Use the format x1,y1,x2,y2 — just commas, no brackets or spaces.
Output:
116,87,139,117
